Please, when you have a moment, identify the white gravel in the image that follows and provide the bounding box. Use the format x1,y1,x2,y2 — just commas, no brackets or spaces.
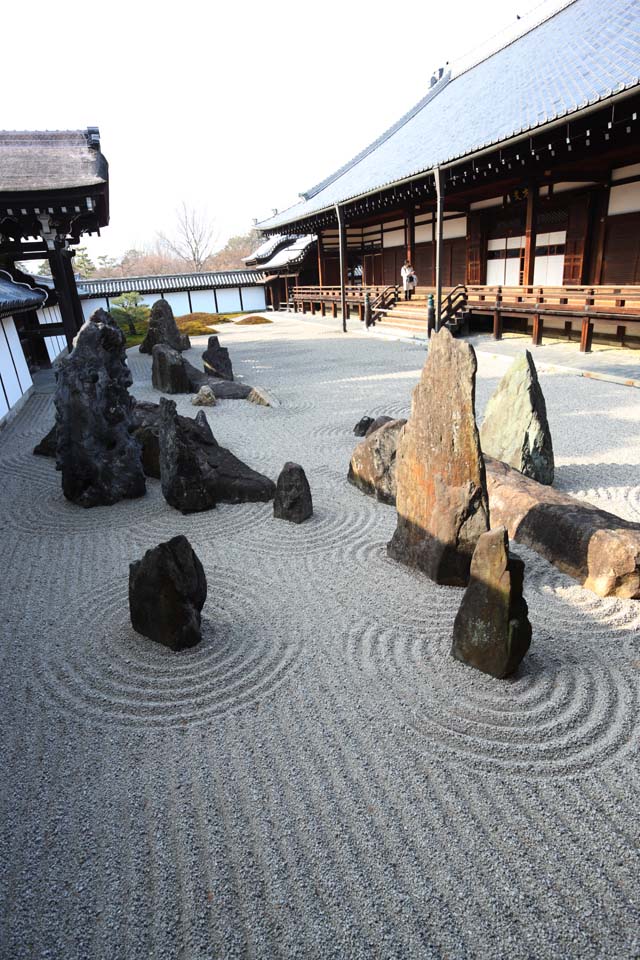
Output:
1,315,639,959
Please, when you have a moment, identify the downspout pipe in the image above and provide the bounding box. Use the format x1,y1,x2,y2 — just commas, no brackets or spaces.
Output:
335,203,348,332
434,166,444,333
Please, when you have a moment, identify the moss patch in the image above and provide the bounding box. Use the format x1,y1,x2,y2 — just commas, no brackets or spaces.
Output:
234,315,273,325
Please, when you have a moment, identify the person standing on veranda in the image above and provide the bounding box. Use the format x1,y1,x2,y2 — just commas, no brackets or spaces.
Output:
401,260,417,300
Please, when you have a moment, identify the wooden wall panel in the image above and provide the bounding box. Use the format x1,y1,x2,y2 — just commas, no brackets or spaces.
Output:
466,213,485,285
563,195,589,284
601,211,640,284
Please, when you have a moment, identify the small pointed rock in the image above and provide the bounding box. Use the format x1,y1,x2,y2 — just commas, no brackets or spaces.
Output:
273,462,313,523
191,385,217,407
451,526,531,678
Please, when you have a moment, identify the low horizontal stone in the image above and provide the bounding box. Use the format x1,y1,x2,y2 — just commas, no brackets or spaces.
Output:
485,456,640,599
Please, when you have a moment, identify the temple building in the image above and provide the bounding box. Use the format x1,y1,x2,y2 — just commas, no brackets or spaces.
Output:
0,128,109,422
258,0,640,347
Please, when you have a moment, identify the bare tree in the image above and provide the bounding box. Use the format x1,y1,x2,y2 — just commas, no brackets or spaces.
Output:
158,202,219,272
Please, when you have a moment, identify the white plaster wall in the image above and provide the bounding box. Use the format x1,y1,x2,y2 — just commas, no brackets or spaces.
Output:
190,289,217,313
216,289,242,312
383,229,405,249
0,315,33,415
162,292,191,316
82,297,109,320
442,217,467,240
612,163,640,182
415,225,432,244
608,182,640,216
37,306,66,362
240,287,267,311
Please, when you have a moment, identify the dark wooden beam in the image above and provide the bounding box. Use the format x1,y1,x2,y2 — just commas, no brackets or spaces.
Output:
522,182,537,286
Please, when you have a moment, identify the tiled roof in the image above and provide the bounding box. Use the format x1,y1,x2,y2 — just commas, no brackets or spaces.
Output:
259,235,316,272
0,273,46,318
82,270,266,297
260,0,640,230
0,129,107,193
243,234,296,264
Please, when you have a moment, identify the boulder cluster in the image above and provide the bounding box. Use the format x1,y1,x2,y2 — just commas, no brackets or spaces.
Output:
40,301,314,652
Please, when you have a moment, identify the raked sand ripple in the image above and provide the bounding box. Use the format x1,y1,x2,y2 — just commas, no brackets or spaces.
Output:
2,319,640,960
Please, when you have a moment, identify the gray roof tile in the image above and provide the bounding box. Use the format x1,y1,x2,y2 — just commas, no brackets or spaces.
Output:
260,0,640,230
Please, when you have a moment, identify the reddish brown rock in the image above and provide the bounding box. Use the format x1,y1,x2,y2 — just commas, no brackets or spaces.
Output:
347,419,406,505
451,527,531,678
387,327,490,586
485,456,640,599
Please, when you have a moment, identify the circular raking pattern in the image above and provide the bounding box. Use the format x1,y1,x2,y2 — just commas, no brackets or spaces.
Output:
31,560,311,729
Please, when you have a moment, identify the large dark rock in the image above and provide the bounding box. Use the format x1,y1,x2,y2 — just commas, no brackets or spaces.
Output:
451,526,531,678
54,309,146,507
129,535,207,651
348,419,406,505
139,299,190,354
387,327,490,586
202,336,233,381
354,416,374,437
152,343,192,394
486,455,640,599
480,351,554,485
33,424,57,457
273,462,313,523
158,398,275,513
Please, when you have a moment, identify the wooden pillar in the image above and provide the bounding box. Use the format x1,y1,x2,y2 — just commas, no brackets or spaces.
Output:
532,312,543,346
591,185,609,284
332,301,337,319
580,317,594,353
522,183,537,286
493,286,503,340
434,168,444,331
49,244,82,349
317,232,325,287
336,204,348,332
406,204,415,265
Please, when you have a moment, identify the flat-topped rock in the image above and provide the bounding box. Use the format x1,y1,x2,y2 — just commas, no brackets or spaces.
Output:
129,535,207,651
451,526,531,678
387,327,490,586
202,336,233,381
191,385,217,406
139,299,190,354
348,418,406,505
486,456,640,599
480,351,554,485
54,309,145,507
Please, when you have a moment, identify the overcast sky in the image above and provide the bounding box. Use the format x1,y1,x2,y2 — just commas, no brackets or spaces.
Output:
5,0,567,260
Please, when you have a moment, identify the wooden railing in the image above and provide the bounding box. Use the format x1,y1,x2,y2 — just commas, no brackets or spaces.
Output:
465,284,640,351
291,285,392,322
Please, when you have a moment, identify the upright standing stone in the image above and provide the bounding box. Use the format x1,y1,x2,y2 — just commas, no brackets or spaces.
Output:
152,343,191,394
387,327,489,585
480,351,554,484
451,527,531,678
202,336,233,380
55,309,146,507
139,299,190,354
273,462,313,523
129,535,207,651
